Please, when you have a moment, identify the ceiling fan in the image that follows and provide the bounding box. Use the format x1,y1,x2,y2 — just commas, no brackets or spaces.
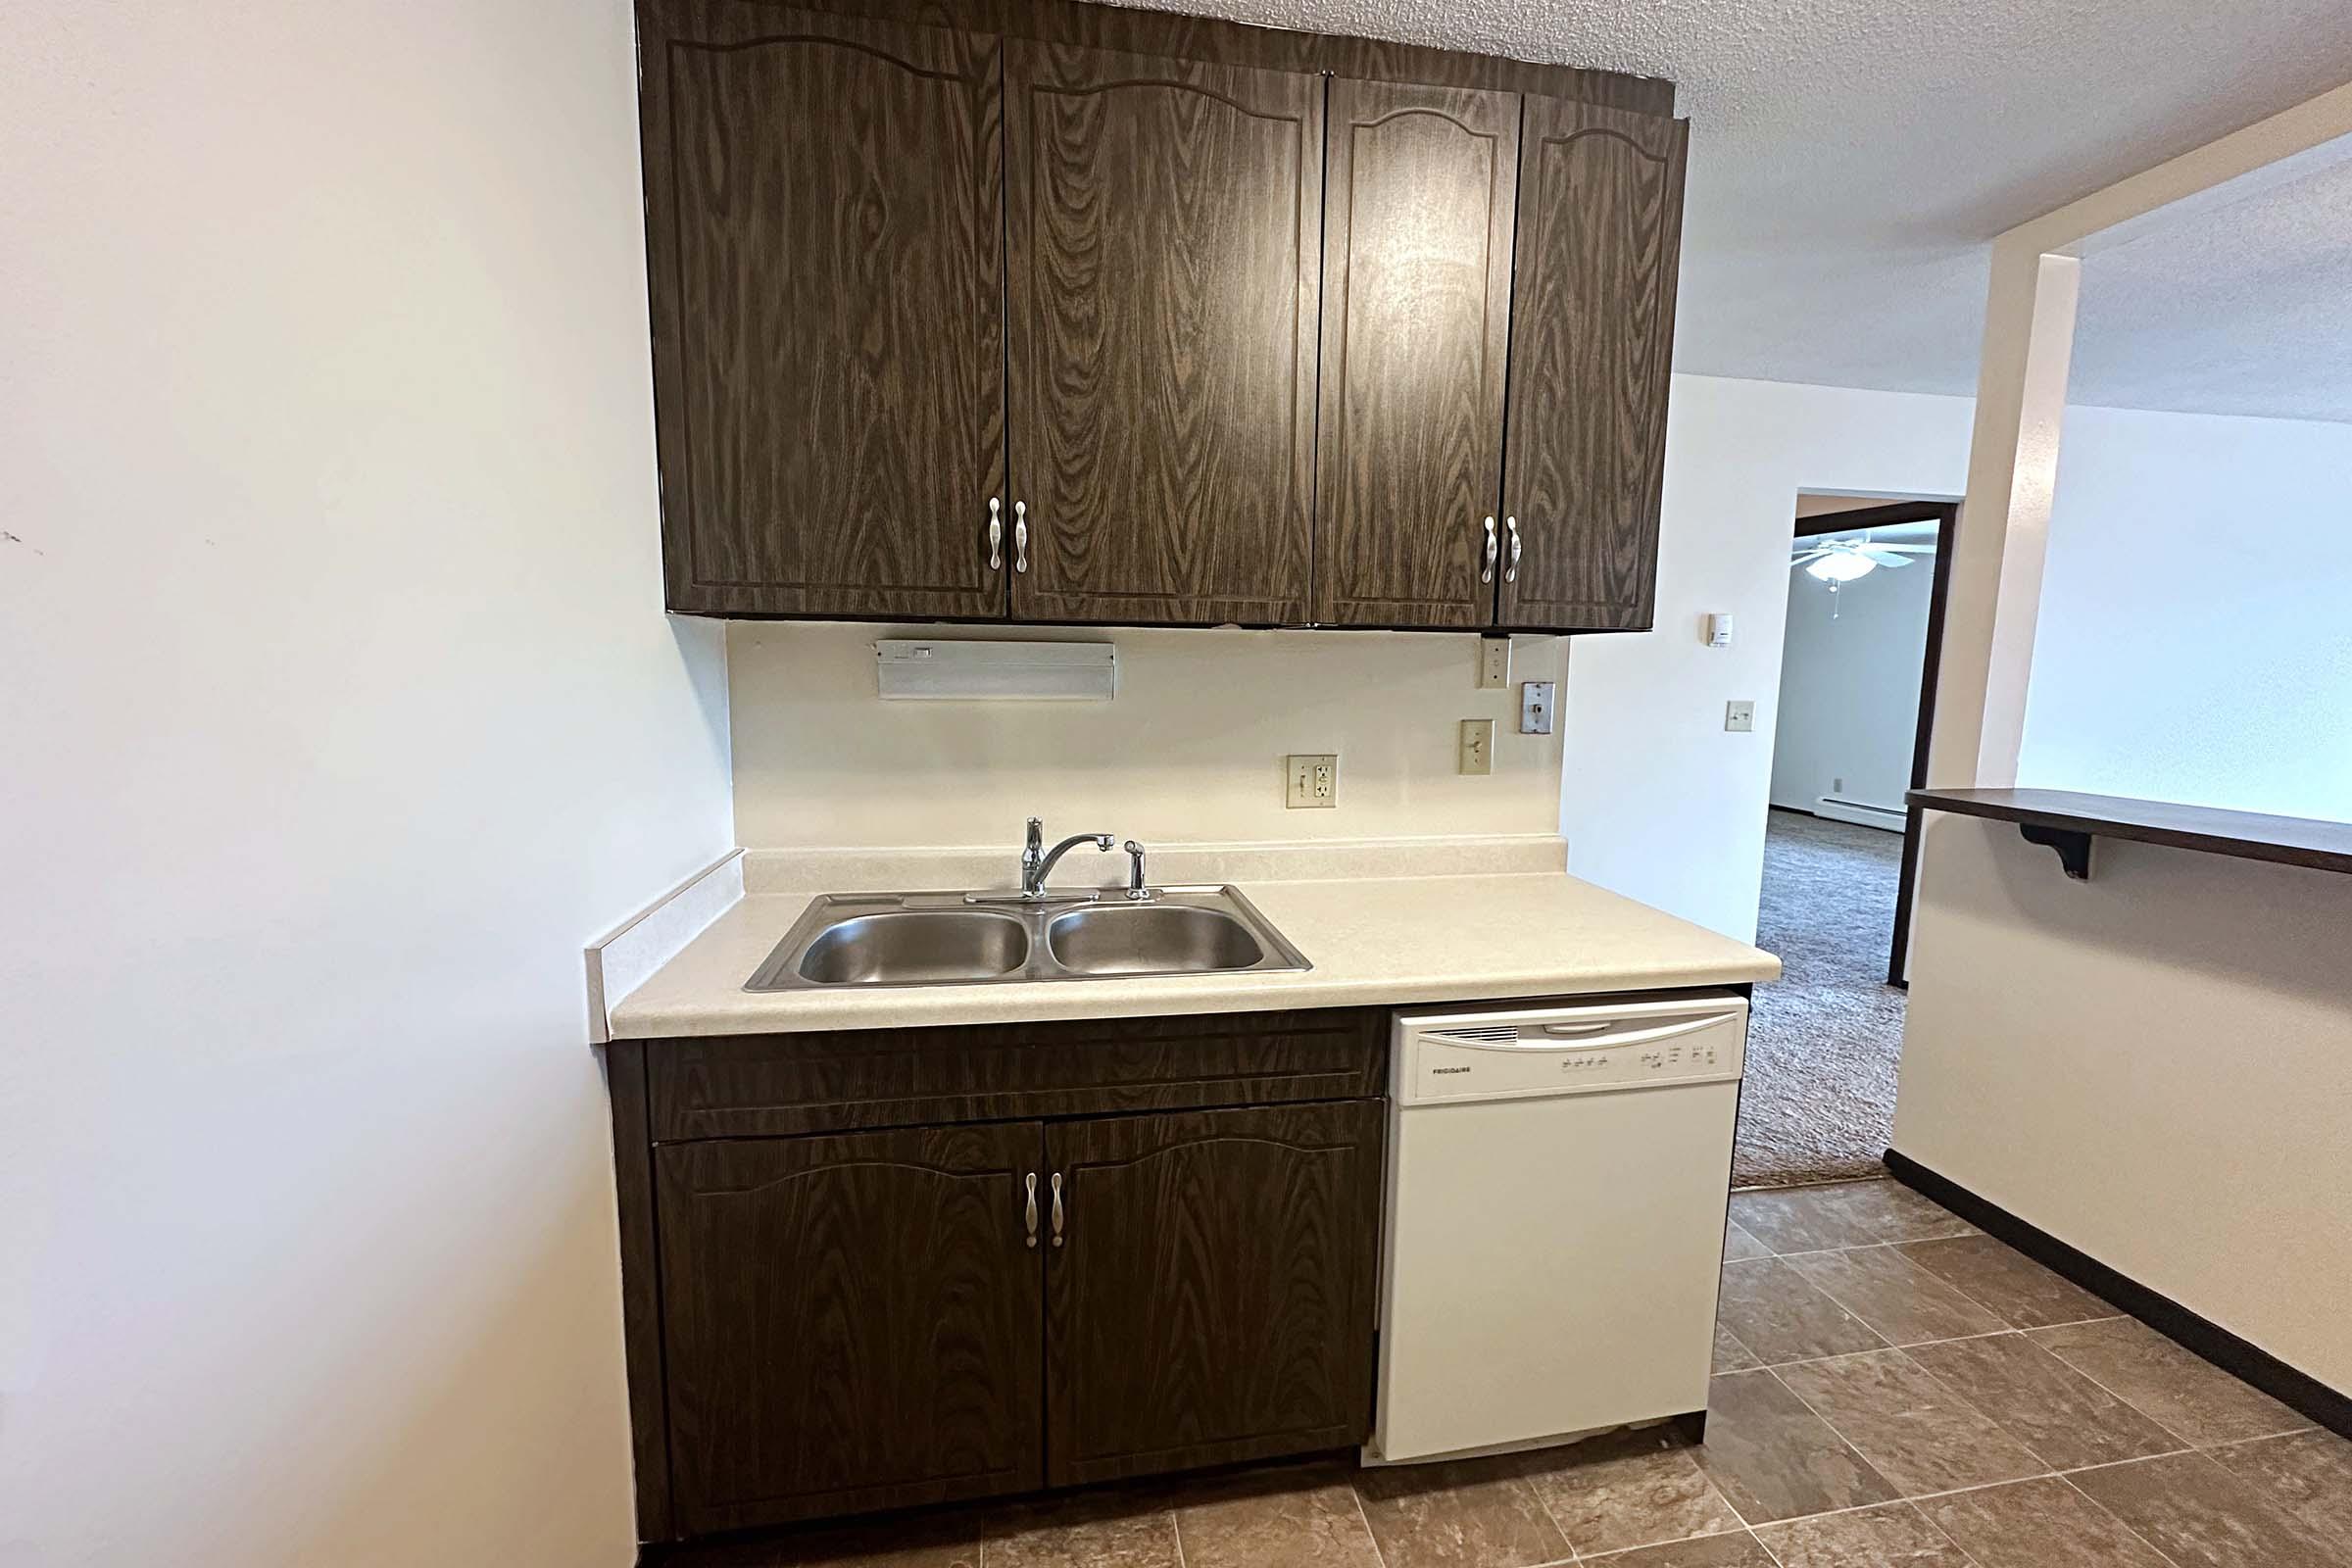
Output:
1791,534,1936,583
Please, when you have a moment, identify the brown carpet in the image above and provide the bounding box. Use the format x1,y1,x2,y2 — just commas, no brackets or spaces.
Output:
1735,809,1909,1188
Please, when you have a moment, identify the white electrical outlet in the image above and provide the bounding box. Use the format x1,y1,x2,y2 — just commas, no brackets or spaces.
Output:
1725,700,1756,733
1477,637,1511,689
1286,753,1338,808
1458,718,1494,775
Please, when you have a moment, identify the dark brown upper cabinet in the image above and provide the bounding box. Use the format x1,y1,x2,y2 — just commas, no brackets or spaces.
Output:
1042,1102,1382,1486
655,1122,1046,1534
634,0,1686,633
637,2,1009,618
1313,79,1519,628
1497,98,1689,631
1004,42,1323,626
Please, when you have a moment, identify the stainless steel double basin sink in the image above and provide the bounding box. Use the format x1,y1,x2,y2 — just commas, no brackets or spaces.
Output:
746,886,1310,991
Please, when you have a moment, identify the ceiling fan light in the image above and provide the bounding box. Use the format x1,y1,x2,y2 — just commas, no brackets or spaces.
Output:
1803,551,1876,583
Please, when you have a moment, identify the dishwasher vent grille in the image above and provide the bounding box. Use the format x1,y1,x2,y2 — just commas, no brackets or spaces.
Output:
1428,1024,1522,1044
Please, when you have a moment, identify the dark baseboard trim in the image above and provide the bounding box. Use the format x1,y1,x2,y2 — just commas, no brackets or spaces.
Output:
1884,1149,2352,1441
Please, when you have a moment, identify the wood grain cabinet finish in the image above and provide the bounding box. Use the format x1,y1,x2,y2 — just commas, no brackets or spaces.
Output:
634,0,1688,634
1043,1101,1384,1485
1498,98,1689,631
1313,79,1519,627
655,1121,1046,1533
638,0,1008,617
1003,41,1323,625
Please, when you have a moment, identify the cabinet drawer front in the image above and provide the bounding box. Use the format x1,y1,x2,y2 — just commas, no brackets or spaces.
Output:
648,1007,1386,1141
657,1123,1046,1533
1044,1101,1385,1484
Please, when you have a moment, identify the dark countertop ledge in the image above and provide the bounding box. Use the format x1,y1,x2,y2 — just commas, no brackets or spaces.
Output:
1909,787,2352,878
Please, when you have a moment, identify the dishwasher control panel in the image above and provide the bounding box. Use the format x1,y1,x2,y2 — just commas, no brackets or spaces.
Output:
1395,996,1746,1105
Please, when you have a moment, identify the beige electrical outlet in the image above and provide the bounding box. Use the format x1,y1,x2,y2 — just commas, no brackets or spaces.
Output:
1458,718,1494,775
1285,753,1338,808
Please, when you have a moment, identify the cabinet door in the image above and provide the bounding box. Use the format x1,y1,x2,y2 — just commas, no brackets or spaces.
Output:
656,1123,1045,1534
638,0,1008,618
1498,99,1688,630
1043,1102,1383,1485
1314,79,1519,628
1004,41,1322,625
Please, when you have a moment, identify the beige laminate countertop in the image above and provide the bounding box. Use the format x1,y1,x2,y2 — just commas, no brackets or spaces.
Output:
607,871,1780,1039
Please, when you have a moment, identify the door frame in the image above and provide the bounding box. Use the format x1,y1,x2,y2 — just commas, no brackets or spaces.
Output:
1788,498,1962,987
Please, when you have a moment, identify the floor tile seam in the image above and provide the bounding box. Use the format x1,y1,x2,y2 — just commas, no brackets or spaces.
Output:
1517,1444,1586,1561
1740,1363,1909,1511
2017,1331,2205,1451
1343,1477,1396,1568
1762,1251,1939,1357
1748,1496,1991,1568
1804,1331,2109,1481
2051,1468,2195,1568
1739,1467,2066,1537
1760,1351,2061,1501
1747,1314,2131,1374
1716,1316,1766,1376
1577,1530,1762,1565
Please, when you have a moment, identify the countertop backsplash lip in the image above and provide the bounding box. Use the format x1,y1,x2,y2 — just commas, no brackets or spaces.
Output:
598,833,1779,1042
584,848,746,1045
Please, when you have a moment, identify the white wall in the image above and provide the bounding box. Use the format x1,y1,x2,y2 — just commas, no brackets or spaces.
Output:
1896,815,2352,1389
1770,540,1938,816
2019,404,2352,821
0,3,731,1565
1563,376,1974,939
728,624,1567,848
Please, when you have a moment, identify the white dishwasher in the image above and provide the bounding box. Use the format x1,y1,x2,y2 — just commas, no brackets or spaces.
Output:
1368,993,1746,1465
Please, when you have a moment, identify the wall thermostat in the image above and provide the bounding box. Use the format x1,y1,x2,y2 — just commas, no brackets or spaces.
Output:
1704,613,1735,648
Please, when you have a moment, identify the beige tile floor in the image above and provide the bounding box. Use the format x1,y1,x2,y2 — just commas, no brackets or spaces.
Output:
669,1180,2349,1568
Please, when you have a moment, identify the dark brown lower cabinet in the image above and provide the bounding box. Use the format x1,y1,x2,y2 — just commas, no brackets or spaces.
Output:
621,1010,1390,1544
656,1122,1046,1535
1043,1102,1385,1485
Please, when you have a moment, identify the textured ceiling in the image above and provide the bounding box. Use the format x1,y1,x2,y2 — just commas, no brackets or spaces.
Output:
1123,0,2352,408
2070,156,2352,424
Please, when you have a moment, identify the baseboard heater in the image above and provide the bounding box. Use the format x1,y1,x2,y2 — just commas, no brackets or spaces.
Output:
1816,795,1906,830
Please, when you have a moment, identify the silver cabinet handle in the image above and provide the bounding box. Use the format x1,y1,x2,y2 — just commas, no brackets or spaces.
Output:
1542,1020,1613,1036
1013,501,1030,574
1049,1171,1064,1248
1505,515,1521,584
1481,515,1497,584
987,497,1004,572
1023,1172,1039,1250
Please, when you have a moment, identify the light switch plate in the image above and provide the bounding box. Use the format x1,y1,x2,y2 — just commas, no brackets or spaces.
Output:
1519,680,1556,735
1285,753,1338,808
1725,700,1756,733
1477,637,1511,689
1458,718,1494,775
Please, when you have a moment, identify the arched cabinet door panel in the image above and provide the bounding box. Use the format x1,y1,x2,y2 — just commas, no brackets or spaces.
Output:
1499,98,1688,631
1313,78,1519,628
656,1122,1046,1533
1004,40,1322,626
1042,1102,1383,1485
639,0,1008,618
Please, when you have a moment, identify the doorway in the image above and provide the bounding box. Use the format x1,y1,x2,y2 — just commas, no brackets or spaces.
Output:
1738,495,1959,1187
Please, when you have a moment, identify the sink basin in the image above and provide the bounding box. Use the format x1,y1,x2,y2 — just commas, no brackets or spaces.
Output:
746,886,1309,991
792,909,1029,986
1046,904,1265,976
